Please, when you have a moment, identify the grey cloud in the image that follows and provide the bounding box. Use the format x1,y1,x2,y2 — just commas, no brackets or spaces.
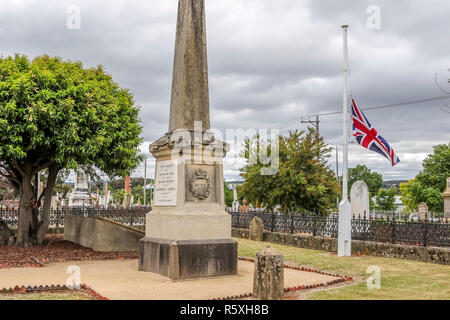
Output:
0,0,448,182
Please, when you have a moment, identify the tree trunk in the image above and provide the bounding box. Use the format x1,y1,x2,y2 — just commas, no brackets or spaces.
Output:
29,174,40,242
0,220,15,245
15,171,34,248
36,165,58,245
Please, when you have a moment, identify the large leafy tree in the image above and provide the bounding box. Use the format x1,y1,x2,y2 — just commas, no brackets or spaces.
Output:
400,143,450,212
348,164,383,195
0,54,142,247
374,187,397,210
240,128,339,213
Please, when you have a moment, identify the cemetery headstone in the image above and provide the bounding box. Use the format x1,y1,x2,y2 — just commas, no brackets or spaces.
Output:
418,202,429,222
68,168,92,207
249,216,264,241
441,177,450,218
232,188,240,212
253,246,284,300
350,180,370,218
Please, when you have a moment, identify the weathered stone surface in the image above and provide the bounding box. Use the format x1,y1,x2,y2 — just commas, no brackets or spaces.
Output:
232,228,450,265
140,0,237,280
148,0,229,221
64,215,144,252
350,180,370,217
418,203,429,221
253,246,284,300
169,0,210,132
139,237,238,280
441,177,450,218
249,216,264,241
68,168,92,208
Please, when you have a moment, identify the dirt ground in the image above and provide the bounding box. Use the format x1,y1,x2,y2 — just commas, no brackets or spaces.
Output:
0,259,340,300
0,235,137,268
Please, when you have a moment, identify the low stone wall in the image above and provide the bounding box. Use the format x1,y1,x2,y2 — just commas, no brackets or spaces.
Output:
47,227,65,234
232,228,450,265
64,215,144,252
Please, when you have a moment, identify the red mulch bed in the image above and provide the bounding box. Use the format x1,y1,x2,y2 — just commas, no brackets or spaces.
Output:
0,234,138,269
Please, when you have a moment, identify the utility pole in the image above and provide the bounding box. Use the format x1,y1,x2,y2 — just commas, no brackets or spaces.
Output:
301,115,320,139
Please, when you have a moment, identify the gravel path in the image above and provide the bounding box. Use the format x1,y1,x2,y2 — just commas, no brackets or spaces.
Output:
0,259,340,300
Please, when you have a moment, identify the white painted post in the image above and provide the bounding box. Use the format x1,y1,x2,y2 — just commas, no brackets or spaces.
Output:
144,155,147,206
338,25,352,257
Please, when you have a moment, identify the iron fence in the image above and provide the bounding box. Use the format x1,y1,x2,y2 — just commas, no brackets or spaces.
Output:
3,207,448,247
0,207,150,228
228,210,450,248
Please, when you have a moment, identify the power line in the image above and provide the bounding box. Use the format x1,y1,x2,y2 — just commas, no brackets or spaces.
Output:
273,94,450,129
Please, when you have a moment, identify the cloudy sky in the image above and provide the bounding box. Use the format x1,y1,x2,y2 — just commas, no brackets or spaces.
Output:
1,0,449,182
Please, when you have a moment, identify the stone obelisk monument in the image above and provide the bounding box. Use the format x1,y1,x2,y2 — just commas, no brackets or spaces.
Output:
138,0,238,280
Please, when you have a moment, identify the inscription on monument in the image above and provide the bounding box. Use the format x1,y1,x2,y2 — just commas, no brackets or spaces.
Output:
154,160,178,206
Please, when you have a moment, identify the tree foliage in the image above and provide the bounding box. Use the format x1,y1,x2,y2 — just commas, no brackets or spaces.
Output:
374,187,397,210
400,143,450,212
240,129,339,213
0,54,143,246
348,164,383,195
224,182,234,207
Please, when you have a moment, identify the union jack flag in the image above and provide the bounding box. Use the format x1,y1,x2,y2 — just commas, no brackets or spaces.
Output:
351,98,400,166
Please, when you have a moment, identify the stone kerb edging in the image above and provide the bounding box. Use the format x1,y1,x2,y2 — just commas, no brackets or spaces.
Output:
212,257,352,300
0,284,109,300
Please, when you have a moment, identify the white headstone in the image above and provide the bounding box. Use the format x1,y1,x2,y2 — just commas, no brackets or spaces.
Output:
232,188,240,211
75,169,89,190
418,203,429,222
350,180,370,218
443,177,450,218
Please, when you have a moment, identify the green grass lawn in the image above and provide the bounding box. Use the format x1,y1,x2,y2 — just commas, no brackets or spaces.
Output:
0,291,97,300
235,237,450,300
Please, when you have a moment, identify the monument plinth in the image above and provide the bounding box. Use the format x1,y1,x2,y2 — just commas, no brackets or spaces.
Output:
138,0,238,280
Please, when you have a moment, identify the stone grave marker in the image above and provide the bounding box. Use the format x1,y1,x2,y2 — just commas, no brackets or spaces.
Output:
441,177,450,218
249,216,264,241
253,246,284,300
350,180,370,218
418,202,429,222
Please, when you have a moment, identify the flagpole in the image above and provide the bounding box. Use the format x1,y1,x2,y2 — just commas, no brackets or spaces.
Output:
338,25,352,257
342,25,349,201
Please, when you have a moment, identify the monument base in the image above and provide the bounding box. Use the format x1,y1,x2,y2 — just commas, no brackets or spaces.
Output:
138,237,238,280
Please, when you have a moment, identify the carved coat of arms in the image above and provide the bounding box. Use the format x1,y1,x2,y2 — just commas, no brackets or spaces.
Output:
189,169,211,200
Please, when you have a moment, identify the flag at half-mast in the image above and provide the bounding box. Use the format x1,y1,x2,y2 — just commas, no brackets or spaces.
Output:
351,98,400,166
